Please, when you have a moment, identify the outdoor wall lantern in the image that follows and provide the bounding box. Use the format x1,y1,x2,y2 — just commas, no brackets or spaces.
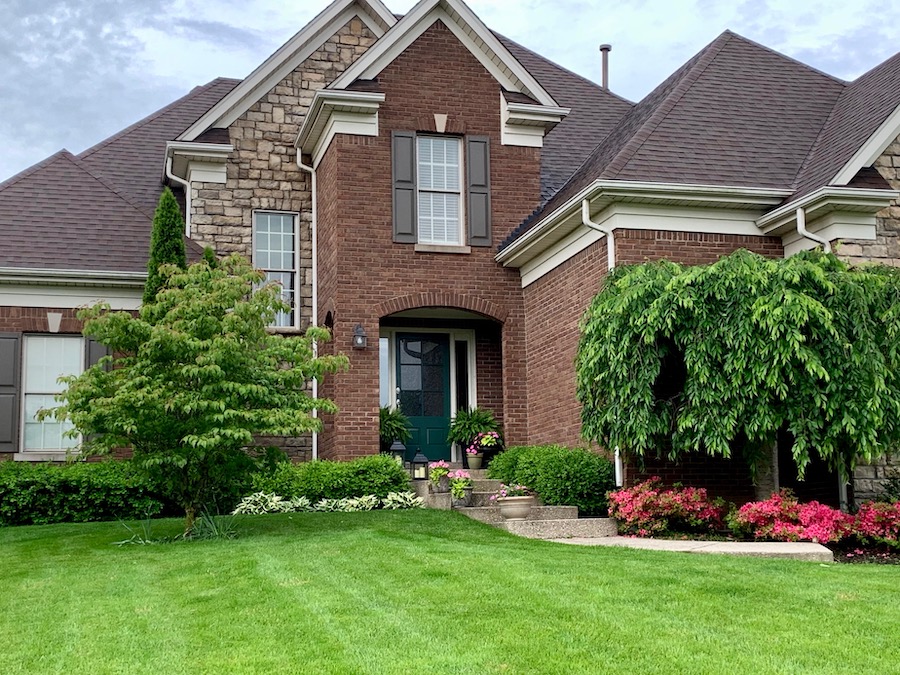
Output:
410,449,429,480
388,439,406,465
352,323,367,349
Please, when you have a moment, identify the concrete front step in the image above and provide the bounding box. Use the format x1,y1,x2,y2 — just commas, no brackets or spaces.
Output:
502,518,618,540
471,478,502,492
458,505,578,525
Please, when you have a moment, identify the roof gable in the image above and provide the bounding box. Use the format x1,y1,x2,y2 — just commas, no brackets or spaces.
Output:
178,0,395,141
330,0,560,107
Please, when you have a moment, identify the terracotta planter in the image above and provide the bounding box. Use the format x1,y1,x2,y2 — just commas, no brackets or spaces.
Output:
431,475,450,493
497,495,534,521
467,454,483,470
451,486,474,508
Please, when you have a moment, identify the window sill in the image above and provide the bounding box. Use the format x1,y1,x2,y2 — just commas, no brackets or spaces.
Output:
14,451,77,462
414,244,472,255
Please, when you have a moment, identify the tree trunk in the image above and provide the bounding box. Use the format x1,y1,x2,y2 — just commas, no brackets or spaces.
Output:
753,441,780,501
183,505,197,538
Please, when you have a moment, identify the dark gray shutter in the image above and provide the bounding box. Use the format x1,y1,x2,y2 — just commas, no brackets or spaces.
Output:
392,131,417,243
85,339,110,370
466,136,491,247
0,334,21,453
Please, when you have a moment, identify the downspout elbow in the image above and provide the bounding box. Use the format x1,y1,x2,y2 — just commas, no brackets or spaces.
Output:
795,206,831,253
165,155,191,238
581,199,615,271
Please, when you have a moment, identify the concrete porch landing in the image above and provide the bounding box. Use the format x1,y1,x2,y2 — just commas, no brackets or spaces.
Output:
553,536,834,562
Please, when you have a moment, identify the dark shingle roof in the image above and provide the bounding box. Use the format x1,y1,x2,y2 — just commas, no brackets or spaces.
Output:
78,78,240,216
0,151,155,272
502,31,849,249
495,33,634,201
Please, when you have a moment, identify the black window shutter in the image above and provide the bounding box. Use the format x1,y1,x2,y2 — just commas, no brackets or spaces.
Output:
85,339,110,370
392,131,417,243
466,136,491,247
0,334,21,453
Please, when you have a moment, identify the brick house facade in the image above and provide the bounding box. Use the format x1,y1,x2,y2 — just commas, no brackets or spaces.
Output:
3,0,900,506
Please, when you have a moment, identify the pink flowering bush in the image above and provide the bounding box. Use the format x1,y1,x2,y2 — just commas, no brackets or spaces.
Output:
607,478,728,536
730,490,854,544
466,431,501,455
854,501,900,549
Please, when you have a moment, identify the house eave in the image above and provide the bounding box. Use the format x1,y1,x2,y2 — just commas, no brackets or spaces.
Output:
0,267,147,288
757,186,900,235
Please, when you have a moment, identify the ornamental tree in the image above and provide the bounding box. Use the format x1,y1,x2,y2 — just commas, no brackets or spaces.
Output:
576,249,900,481
143,186,187,304
45,255,347,533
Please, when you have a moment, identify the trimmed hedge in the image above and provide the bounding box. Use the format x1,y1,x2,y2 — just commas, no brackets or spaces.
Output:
0,461,176,526
487,445,616,516
251,455,410,501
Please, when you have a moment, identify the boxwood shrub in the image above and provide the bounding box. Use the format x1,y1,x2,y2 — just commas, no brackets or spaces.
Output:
251,455,410,501
487,445,616,516
0,461,177,526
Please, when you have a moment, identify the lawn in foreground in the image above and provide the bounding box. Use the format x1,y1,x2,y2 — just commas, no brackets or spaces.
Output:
1,511,897,674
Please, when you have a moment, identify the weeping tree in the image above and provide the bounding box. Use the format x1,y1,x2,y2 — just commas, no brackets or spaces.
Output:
144,186,187,304
44,255,348,533
576,249,900,485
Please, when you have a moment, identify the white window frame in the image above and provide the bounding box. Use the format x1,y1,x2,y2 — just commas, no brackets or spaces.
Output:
19,335,84,458
252,210,300,329
416,135,465,247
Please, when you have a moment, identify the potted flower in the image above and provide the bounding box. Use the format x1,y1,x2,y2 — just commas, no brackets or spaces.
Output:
428,460,451,493
448,470,474,507
490,483,534,521
447,407,501,469
465,431,502,470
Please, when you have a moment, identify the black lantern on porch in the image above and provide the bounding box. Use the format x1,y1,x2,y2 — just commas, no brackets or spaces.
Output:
387,439,406,465
410,448,429,480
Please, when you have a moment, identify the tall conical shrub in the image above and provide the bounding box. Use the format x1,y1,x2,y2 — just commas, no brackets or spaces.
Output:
143,187,187,304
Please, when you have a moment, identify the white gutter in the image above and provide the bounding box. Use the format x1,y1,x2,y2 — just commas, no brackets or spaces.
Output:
296,152,319,461
0,267,146,285
581,199,615,272
795,206,831,253
581,198,623,485
165,156,191,238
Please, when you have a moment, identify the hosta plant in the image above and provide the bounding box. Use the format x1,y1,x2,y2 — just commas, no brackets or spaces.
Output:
382,491,425,510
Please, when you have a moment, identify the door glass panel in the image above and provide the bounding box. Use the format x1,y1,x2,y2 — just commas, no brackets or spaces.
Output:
400,365,421,390
379,337,390,407
423,391,444,417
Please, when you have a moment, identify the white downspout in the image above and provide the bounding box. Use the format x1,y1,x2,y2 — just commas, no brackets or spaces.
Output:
165,155,191,238
795,206,832,253
581,198,623,485
296,153,319,461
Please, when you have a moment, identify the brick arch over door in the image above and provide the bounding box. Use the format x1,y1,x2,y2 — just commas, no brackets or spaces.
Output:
376,292,508,323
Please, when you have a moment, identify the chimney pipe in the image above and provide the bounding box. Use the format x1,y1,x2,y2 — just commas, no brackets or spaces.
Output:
599,44,611,90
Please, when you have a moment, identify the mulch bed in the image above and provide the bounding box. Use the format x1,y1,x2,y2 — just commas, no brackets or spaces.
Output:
829,544,900,565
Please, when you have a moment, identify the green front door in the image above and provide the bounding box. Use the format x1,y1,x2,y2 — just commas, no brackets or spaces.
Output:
396,333,451,462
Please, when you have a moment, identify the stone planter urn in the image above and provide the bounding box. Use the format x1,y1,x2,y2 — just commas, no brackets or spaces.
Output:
451,487,474,508
432,475,450,493
467,453,483,470
497,496,534,521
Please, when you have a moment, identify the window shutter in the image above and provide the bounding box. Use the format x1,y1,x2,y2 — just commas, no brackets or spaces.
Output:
85,339,110,370
466,136,491,247
0,334,21,453
392,131,417,243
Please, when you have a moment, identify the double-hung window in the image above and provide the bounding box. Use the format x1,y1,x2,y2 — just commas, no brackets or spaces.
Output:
417,136,463,246
254,212,297,327
22,336,82,453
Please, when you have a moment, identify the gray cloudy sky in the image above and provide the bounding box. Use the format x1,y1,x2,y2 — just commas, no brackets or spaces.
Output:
1,0,896,181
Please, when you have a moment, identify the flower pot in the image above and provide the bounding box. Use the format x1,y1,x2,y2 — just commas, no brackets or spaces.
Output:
451,487,474,508
467,454,483,470
431,475,450,493
497,496,534,521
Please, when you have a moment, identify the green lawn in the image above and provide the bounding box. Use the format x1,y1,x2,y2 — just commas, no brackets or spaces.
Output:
1,511,897,674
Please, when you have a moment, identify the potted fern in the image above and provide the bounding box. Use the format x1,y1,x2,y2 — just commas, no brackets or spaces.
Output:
379,406,412,454
447,407,501,470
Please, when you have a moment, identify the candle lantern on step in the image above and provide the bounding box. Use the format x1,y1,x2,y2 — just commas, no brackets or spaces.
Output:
410,449,429,480
387,439,406,465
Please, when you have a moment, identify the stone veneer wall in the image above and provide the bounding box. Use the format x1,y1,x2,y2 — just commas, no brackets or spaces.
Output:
188,17,375,461
839,134,900,503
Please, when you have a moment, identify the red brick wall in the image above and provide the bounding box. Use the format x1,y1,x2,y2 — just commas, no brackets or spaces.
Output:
316,21,539,459
627,454,758,505
0,307,84,334
616,229,784,265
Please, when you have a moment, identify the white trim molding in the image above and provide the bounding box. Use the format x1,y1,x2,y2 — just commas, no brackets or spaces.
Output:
330,0,561,109
756,186,898,235
164,141,234,186
178,0,395,141
832,101,900,186
501,94,570,148
295,90,384,167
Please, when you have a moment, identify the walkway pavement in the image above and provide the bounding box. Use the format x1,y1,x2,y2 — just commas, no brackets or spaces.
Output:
551,536,833,562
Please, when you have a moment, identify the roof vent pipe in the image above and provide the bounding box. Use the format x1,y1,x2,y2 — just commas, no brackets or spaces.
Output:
599,44,611,90
795,206,832,253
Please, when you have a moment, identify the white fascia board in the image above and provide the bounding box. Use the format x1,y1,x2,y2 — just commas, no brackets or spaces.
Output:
783,212,877,257
757,186,899,234
832,101,900,185
500,94,569,147
0,284,142,310
165,141,233,181
505,102,570,125
0,267,146,287
312,110,380,168
188,161,228,185
331,0,559,107
178,1,394,141
496,180,791,266
296,90,384,150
